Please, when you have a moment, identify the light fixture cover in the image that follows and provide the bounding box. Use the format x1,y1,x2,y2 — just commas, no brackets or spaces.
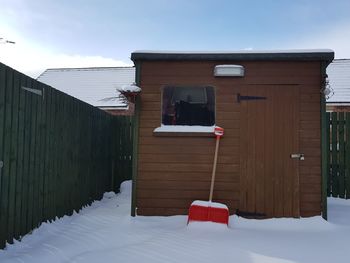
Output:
214,65,244,77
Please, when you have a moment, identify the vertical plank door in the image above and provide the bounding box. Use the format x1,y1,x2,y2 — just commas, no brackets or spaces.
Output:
239,85,300,217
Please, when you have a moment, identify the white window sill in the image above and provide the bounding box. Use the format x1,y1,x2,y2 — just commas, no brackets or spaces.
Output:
153,125,215,137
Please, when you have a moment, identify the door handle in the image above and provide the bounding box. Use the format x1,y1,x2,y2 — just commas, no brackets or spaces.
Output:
290,153,304,161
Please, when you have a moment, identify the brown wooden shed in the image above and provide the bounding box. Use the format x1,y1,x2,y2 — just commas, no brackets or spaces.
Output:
130,50,334,218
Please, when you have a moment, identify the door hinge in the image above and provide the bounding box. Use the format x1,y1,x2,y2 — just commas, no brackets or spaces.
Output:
237,93,267,103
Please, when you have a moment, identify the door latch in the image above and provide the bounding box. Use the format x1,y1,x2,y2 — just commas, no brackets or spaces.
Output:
290,153,305,161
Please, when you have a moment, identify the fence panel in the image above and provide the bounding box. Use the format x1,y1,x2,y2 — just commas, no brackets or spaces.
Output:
0,62,133,248
326,112,331,196
346,113,350,197
338,113,345,197
328,112,350,198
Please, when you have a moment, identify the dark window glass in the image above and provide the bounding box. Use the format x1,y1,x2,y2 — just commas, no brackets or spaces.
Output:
162,86,215,126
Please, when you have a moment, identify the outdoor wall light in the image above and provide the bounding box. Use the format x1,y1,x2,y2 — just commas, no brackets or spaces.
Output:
214,65,244,77
321,76,334,99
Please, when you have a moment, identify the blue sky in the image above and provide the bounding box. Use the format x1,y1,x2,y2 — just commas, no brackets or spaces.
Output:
1,0,350,77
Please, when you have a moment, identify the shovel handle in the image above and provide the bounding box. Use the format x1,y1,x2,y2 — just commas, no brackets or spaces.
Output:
209,135,221,202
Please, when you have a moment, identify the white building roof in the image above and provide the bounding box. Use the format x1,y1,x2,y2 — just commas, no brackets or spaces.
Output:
327,59,350,104
37,67,135,108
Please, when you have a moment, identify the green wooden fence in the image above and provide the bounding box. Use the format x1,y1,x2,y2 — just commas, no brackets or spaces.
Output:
327,112,350,198
0,62,133,248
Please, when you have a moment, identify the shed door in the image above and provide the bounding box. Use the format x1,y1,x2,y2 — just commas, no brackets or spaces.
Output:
239,85,300,217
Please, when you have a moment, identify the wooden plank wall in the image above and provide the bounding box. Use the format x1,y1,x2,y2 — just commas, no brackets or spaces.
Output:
136,60,322,217
0,62,133,248
299,71,322,217
327,112,350,199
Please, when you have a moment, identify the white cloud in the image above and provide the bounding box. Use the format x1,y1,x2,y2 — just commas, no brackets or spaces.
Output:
0,25,132,78
0,42,132,78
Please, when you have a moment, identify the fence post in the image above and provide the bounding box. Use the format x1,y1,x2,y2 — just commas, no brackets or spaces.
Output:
346,113,350,199
331,112,338,197
338,113,345,198
326,112,331,197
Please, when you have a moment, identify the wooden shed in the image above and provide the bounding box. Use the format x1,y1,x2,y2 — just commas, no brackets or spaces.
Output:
130,50,334,218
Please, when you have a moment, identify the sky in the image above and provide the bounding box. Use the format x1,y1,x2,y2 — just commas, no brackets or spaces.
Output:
1,0,350,78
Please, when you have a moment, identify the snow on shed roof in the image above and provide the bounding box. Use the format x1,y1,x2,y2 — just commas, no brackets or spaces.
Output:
131,49,334,62
327,59,350,104
37,67,135,108
134,49,334,54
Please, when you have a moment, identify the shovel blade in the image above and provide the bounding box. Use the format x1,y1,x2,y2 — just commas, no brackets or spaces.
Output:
188,201,229,225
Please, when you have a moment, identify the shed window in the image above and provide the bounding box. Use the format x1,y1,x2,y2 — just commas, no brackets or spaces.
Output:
162,86,215,126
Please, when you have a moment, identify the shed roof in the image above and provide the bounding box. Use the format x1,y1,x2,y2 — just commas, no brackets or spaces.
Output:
327,59,350,104
37,67,135,108
131,49,334,63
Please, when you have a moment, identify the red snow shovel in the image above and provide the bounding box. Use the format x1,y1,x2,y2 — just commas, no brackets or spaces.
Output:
188,126,229,225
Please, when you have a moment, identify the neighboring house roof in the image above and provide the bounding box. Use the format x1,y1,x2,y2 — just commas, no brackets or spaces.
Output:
37,67,135,108
327,59,350,104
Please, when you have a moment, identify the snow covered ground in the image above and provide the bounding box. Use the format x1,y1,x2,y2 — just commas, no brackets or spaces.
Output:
1,181,349,263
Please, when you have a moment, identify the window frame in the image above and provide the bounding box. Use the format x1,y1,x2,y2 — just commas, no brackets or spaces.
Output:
153,85,216,137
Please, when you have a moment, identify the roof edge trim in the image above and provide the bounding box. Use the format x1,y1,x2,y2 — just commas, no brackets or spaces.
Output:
131,49,334,63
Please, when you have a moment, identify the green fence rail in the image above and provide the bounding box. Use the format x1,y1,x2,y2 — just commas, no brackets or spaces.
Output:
0,62,133,248
327,112,350,199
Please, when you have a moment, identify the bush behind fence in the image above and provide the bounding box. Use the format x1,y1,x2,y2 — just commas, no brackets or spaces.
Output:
0,63,133,248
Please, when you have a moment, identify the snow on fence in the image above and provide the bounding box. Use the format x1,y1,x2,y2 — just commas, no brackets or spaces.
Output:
0,62,133,248
327,112,350,199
